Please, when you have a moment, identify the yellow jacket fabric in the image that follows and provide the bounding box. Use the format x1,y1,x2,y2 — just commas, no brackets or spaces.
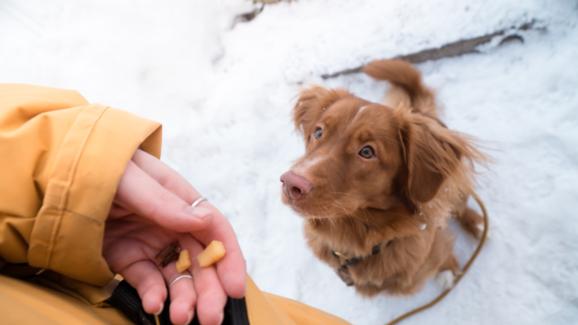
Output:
0,84,349,325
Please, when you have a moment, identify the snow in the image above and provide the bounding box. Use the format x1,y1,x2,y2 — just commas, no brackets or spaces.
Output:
1,0,577,324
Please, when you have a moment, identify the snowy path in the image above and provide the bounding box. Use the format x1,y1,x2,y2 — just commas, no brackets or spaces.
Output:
1,1,577,324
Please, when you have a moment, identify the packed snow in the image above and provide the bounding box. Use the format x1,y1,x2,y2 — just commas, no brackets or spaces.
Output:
1,0,577,324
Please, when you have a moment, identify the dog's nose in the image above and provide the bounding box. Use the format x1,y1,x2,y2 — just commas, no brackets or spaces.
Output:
280,171,312,200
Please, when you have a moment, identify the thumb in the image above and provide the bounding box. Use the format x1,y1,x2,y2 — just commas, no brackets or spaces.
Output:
114,161,212,232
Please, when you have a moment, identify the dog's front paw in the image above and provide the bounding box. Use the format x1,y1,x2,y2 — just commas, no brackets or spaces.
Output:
436,270,455,290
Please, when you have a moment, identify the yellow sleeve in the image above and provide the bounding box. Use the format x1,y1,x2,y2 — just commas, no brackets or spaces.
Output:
245,278,350,325
0,84,162,286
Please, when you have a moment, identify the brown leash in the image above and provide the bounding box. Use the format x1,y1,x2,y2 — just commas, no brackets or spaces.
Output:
386,192,489,325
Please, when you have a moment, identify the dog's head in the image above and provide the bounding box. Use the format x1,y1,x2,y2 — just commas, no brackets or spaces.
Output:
281,86,471,219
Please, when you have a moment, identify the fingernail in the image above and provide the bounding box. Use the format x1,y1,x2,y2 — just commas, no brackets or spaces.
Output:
185,310,194,325
154,303,163,316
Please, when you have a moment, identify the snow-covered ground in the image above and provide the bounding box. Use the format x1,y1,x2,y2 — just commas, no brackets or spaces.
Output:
1,0,577,324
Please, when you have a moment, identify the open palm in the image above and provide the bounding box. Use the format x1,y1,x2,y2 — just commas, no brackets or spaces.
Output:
102,150,246,325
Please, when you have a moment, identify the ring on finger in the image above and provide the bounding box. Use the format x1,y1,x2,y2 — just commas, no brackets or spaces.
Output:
169,273,193,287
191,196,207,208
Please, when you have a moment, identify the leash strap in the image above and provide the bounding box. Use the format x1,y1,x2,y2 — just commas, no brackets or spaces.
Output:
386,192,489,325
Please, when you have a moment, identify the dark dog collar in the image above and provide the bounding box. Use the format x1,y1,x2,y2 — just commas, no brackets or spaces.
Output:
332,243,382,268
331,221,428,286
332,242,386,286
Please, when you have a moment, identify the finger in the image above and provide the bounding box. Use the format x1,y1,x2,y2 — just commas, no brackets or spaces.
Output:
132,149,200,203
116,161,212,232
193,213,246,298
133,150,246,297
120,260,166,315
161,261,196,325
181,236,227,325
108,204,132,219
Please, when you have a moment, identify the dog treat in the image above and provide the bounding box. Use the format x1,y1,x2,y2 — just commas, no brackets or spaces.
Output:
197,240,226,267
156,241,180,267
175,249,192,273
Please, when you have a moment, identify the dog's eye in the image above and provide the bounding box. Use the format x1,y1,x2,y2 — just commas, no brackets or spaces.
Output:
313,127,323,140
359,145,375,159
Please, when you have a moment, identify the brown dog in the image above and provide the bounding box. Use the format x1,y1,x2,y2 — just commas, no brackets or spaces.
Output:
281,59,484,296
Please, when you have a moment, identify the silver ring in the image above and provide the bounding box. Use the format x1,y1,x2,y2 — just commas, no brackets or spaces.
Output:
191,197,207,208
169,274,193,287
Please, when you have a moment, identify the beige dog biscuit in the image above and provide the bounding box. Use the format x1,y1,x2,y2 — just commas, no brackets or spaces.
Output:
197,240,226,267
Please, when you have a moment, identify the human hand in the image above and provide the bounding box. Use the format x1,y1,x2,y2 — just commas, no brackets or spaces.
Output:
103,150,246,325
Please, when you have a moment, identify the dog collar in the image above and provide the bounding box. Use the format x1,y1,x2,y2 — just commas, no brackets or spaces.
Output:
331,222,428,286
332,243,384,286
332,242,382,268
332,222,427,267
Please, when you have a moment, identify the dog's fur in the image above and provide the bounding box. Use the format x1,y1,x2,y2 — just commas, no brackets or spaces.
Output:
282,59,484,296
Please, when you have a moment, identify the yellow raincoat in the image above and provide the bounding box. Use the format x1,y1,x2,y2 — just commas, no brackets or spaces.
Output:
0,84,348,325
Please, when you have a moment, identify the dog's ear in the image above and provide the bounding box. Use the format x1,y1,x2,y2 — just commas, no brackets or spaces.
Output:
293,86,349,140
396,112,476,203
